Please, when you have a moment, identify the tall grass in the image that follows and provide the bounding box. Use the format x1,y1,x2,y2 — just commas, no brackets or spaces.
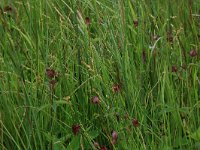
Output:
0,0,200,149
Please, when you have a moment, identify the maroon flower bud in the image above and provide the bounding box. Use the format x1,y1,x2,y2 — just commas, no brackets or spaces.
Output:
189,49,197,57
172,66,178,73
91,96,100,104
112,84,120,93
132,119,139,127
133,20,139,27
100,146,107,150
85,17,91,25
72,124,81,135
46,68,57,78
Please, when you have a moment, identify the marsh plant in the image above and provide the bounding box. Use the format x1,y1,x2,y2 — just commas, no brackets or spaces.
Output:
0,0,200,149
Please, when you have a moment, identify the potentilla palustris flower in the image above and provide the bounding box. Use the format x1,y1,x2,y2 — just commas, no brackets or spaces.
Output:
91,96,100,104
46,68,57,78
132,119,139,127
72,124,81,135
189,49,197,57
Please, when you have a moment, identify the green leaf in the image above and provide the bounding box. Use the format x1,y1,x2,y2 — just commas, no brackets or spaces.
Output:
54,142,66,150
87,130,99,140
66,135,81,150
191,127,200,141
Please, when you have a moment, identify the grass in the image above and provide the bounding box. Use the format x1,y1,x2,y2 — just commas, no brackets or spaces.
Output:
0,0,200,149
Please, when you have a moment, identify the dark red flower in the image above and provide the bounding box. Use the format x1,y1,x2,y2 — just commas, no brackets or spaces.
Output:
133,20,138,27
100,146,107,150
112,84,120,93
132,119,139,127
85,17,91,25
72,124,81,135
91,96,100,104
46,68,57,78
189,49,197,57
172,66,178,73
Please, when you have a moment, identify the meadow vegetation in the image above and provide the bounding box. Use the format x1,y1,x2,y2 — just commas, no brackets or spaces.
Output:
0,0,200,149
